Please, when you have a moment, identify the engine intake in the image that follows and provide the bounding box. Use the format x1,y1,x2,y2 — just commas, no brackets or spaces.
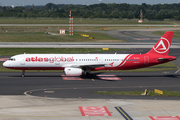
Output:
64,68,83,76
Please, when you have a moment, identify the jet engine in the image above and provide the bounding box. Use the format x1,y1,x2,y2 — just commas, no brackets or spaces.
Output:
64,68,83,76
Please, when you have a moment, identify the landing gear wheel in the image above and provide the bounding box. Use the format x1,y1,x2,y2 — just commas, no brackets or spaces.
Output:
86,72,93,78
22,70,25,78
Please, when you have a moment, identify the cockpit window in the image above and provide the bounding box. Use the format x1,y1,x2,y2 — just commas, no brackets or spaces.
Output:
9,58,16,61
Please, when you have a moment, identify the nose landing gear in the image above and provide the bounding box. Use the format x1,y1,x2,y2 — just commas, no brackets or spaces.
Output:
22,70,25,77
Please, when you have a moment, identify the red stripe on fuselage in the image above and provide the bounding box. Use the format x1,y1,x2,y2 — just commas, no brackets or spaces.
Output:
117,54,133,67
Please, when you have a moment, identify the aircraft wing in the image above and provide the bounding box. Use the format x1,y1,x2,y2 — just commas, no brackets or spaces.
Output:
62,63,105,68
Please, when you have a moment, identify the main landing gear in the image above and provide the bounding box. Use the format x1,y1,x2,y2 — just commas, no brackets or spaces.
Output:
85,68,93,78
86,72,93,78
22,70,25,77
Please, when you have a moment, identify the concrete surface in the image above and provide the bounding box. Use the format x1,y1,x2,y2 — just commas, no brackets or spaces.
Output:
0,96,180,120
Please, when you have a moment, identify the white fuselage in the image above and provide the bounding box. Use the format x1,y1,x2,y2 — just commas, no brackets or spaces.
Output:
3,54,130,70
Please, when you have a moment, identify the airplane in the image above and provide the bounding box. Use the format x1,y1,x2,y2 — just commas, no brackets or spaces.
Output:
3,31,176,77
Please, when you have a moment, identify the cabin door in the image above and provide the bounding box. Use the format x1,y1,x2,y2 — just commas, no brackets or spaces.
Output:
144,56,149,65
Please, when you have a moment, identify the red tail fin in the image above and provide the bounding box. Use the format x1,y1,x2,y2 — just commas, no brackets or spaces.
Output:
147,31,174,55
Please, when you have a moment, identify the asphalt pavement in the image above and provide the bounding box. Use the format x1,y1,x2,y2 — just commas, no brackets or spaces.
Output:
0,71,180,120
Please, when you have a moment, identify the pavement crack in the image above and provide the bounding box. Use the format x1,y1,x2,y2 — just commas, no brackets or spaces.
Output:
144,107,154,116
161,107,171,116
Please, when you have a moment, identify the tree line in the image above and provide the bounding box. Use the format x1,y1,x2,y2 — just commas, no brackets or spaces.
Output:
0,3,180,20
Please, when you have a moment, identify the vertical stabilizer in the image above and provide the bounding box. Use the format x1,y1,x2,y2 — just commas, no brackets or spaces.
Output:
147,31,174,55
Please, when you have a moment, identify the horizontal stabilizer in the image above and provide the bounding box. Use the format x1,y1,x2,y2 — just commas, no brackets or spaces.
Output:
157,57,176,61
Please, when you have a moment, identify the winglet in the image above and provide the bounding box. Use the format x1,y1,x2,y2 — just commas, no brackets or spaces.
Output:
147,31,174,55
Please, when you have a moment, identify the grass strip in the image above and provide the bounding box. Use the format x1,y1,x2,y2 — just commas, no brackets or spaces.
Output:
0,31,124,42
95,90,180,97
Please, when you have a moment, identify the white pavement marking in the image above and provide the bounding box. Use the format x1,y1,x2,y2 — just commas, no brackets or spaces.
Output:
61,75,84,80
97,75,116,76
175,67,180,74
99,77,121,80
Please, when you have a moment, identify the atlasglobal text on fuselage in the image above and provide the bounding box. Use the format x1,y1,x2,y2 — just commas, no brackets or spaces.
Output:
25,56,74,63
3,31,176,77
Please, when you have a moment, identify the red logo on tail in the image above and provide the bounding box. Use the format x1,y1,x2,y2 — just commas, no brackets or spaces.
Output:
153,37,170,54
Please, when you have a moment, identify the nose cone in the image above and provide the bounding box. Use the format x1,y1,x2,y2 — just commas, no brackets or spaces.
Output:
3,61,8,67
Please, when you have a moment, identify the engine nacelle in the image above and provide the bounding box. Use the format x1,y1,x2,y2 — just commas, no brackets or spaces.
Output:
64,68,83,76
